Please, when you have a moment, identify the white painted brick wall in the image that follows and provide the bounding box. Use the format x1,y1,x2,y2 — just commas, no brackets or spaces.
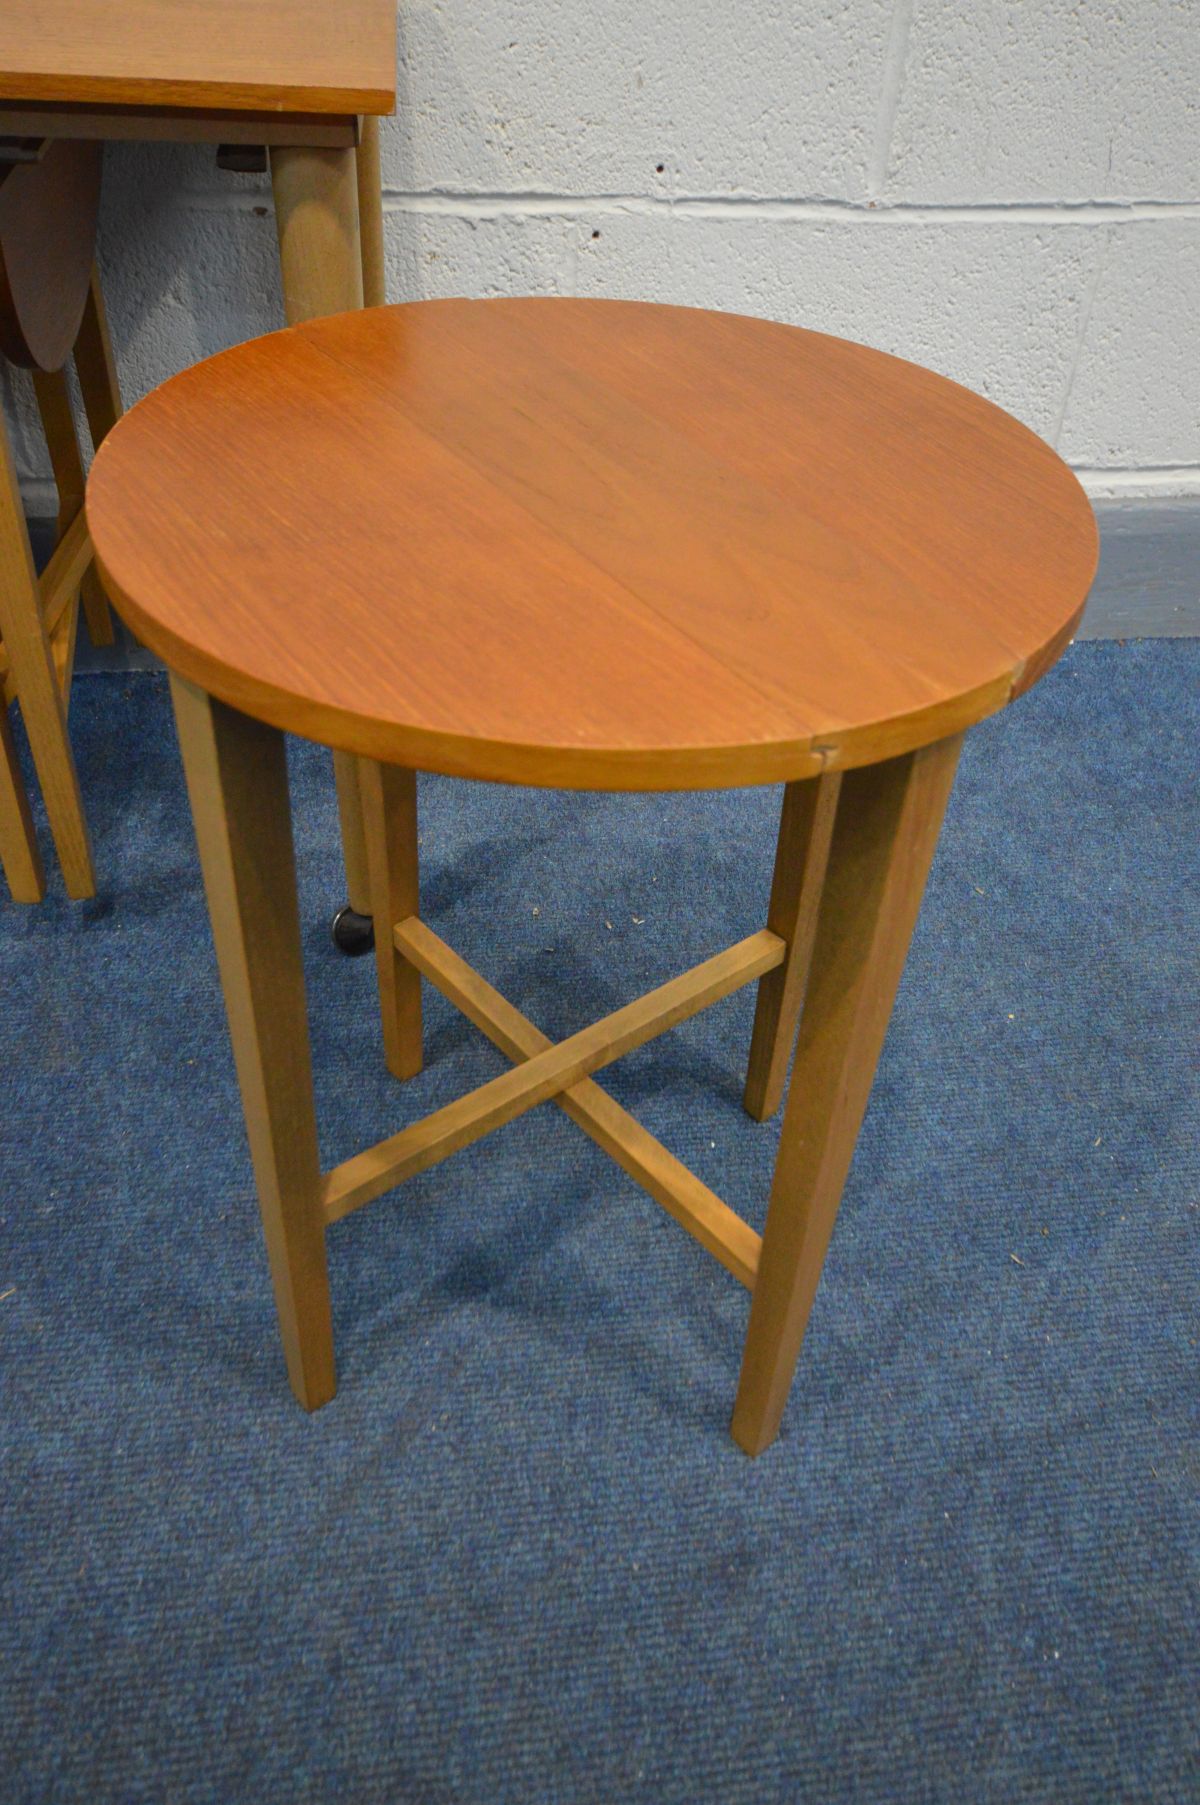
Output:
7,0,1199,504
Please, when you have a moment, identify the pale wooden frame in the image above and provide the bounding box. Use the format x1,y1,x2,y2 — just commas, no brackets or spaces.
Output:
0,112,387,907
0,265,121,900
172,668,962,1457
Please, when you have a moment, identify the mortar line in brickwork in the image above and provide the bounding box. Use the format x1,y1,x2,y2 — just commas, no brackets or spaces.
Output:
385,194,1200,226
193,190,1200,226
1070,467,1200,497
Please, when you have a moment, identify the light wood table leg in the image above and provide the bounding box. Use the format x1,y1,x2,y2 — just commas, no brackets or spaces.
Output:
0,406,94,898
732,735,962,1456
0,696,44,901
360,758,423,1080
33,367,85,533
170,674,335,1410
270,142,371,917
743,772,841,1122
72,264,120,647
271,144,365,324
329,750,372,917
356,115,387,308
32,368,87,662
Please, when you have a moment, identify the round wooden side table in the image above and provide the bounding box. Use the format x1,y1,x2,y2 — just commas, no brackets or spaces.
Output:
86,299,1098,1456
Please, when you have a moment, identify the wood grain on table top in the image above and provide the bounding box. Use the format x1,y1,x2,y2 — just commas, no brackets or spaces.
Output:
87,299,1098,790
0,0,396,115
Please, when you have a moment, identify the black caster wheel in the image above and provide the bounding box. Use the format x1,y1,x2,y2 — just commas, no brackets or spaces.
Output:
331,906,375,956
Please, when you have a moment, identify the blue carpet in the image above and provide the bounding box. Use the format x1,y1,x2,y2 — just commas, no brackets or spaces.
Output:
1,640,1197,1802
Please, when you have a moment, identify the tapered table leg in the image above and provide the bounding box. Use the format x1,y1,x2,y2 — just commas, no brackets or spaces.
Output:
0,699,44,901
360,758,423,1080
0,407,93,898
269,142,371,919
356,115,387,309
743,772,841,1122
32,367,85,531
171,675,335,1410
73,264,121,647
732,735,962,1456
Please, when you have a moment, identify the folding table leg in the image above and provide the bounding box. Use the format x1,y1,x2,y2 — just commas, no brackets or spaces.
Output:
356,116,387,309
743,772,841,1122
0,697,44,902
732,734,962,1456
0,406,94,898
72,265,120,647
269,142,372,922
360,758,423,1081
32,367,85,533
171,675,335,1411
31,367,91,664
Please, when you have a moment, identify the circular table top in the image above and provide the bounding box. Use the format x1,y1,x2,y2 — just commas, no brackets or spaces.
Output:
87,298,1097,790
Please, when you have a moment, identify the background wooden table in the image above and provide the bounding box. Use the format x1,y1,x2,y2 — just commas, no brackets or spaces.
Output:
0,0,397,910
